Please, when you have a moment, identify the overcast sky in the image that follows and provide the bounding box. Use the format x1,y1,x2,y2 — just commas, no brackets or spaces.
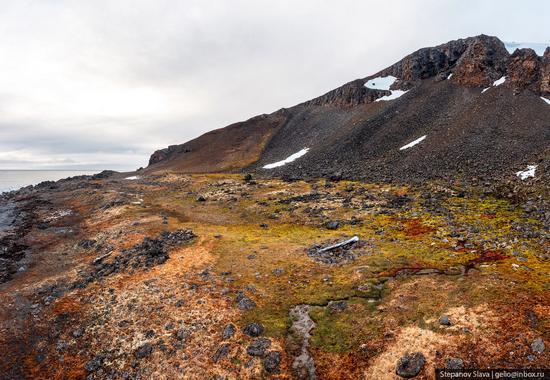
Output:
0,0,549,170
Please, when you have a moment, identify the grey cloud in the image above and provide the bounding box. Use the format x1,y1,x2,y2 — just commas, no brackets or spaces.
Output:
0,0,549,169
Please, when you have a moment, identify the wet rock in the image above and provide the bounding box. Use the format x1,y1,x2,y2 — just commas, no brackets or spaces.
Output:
439,315,451,326
531,338,545,353
242,323,264,337
247,338,271,357
135,343,154,359
263,351,281,373
222,324,236,340
327,300,348,313
396,352,425,378
446,358,464,369
212,343,231,363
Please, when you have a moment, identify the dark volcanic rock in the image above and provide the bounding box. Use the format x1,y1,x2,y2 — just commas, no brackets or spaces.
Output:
439,315,452,326
242,323,264,337
222,324,236,340
212,343,231,363
531,338,545,353
246,338,271,357
325,221,340,230
134,343,154,359
72,229,195,289
446,358,464,370
396,352,426,378
236,292,257,310
263,351,281,373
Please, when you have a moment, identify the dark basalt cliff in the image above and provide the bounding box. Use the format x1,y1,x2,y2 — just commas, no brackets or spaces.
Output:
146,35,550,183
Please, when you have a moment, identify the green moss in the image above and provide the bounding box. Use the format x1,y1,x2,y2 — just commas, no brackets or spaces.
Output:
309,297,381,352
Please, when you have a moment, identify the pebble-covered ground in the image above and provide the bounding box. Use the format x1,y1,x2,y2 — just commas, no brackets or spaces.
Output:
0,173,548,379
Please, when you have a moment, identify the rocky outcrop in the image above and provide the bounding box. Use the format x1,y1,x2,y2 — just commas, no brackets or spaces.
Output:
149,145,191,166
507,48,542,93
540,47,550,95
451,35,509,86
303,79,388,107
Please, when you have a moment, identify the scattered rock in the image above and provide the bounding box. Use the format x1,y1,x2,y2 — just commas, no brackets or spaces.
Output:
236,292,257,310
247,338,271,357
175,328,190,341
85,355,104,372
531,338,545,353
72,230,195,289
212,343,231,363
134,343,153,359
327,300,348,313
396,352,425,378
242,323,264,337
439,315,451,326
263,351,281,373
307,236,370,264
222,324,236,340
446,358,464,369
325,221,340,230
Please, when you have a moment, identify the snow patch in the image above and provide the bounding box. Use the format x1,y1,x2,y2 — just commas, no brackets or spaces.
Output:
504,42,549,56
516,165,537,180
125,176,139,180
541,97,550,105
365,75,408,102
399,135,427,151
493,76,506,86
365,75,397,90
375,90,408,102
481,76,506,93
263,148,309,169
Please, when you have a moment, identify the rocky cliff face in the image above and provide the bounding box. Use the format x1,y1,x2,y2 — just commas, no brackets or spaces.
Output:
305,34,549,108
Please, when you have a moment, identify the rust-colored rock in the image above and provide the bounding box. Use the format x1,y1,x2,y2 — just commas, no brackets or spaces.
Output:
541,47,550,95
452,35,509,87
507,48,541,93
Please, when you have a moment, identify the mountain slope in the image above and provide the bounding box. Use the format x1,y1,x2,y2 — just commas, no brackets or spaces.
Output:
146,35,550,183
